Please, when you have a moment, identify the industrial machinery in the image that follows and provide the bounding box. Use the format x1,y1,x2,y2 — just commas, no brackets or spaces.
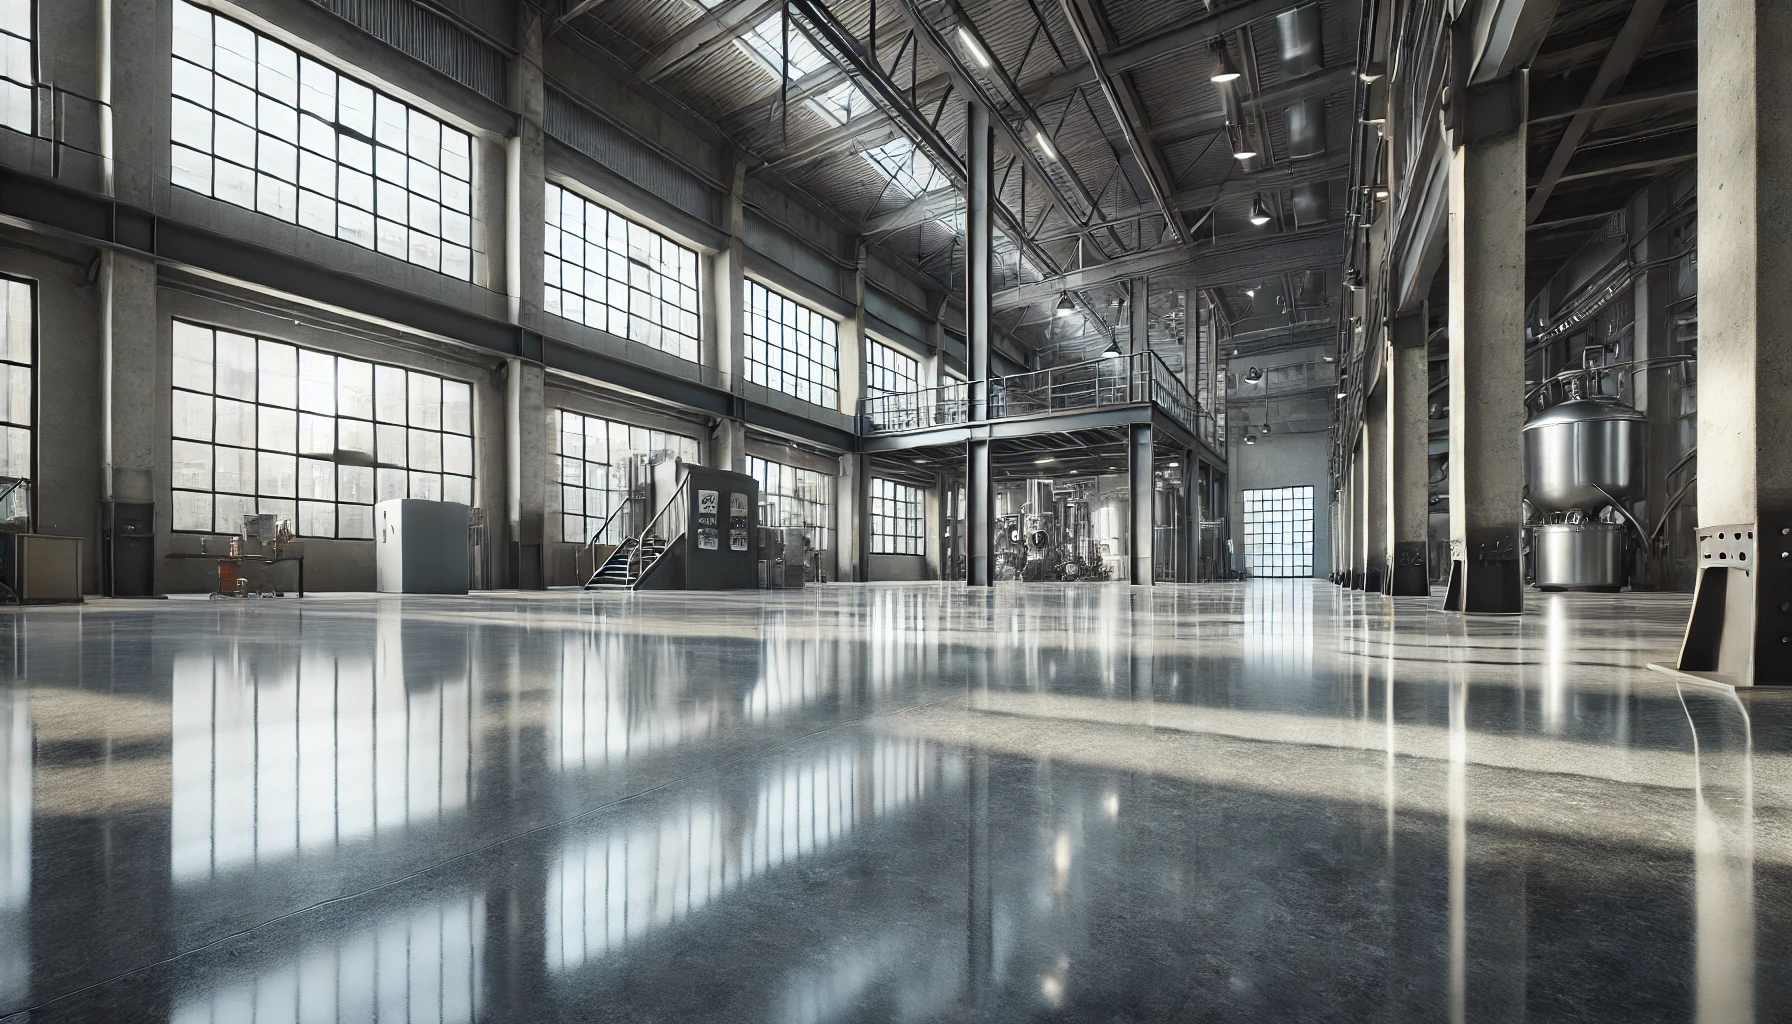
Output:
1522,395,1647,591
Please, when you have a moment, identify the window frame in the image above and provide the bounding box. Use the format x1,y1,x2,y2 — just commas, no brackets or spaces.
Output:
744,279,839,410
543,182,703,365
865,338,921,398
747,454,832,561
554,408,699,546
1241,485,1315,578
169,318,476,539
168,0,477,280
869,477,924,556
0,273,35,527
0,0,35,136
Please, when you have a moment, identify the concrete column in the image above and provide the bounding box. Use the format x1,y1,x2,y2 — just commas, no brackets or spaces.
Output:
102,252,158,507
506,358,547,588
99,0,168,206
924,474,944,580
1630,179,1680,590
835,454,865,582
709,158,749,394
1443,124,1526,613
1669,0,1792,684
1130,423,1154,585
839,246,867,418
965,102,994,587
506,4,546,328
1387,319,1431,595
1347,442,1361,588
710,418,746,473
1364,388,1389,592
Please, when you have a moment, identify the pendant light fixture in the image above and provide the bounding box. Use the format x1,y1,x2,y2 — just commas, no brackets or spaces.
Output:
1210,42,1241,83
1228,123,1257,161
1102,337,1124,358
1055,292,1075,317
1249,194,1271,226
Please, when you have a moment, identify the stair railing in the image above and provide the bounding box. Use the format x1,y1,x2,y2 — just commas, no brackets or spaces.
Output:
627,476,691,588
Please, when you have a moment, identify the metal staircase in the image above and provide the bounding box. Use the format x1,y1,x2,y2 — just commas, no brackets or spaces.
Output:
579,475,688,591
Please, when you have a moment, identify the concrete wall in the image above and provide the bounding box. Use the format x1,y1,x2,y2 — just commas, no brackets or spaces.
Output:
867,554,928,582
0,0,996,593
1227,428,1333,579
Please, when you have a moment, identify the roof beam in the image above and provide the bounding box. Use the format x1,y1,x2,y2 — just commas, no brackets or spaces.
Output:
1020,0,1297,106
1464,0,1562,84
1148,65,1354,141
1524,0,1670,223
1527,83,1695,126
638,0,783,83
753,74,954,175
994,228,1342,310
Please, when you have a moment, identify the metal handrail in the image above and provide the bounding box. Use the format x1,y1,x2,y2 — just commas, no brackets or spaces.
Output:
581,496,634,556
858,351,1218,447
628,476,690,587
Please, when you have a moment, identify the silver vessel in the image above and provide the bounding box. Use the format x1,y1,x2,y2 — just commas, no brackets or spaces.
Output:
1523,397,1647,591
1531,522,1625,592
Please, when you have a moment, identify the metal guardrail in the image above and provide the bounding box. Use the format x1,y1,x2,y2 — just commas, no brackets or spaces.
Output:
859,352,1221,449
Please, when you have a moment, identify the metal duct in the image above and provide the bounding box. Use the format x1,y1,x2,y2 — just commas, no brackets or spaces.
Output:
1283,97,1329,159
1290,181,1331,226
1275,4,1326,80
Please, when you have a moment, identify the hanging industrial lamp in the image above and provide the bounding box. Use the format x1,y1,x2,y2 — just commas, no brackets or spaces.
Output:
1244,366,1263,383
1056,293,1075,317
1244,434,1257,445
1228,123,1257,161
1102,337,1124,358
1210,43,1241,83
1249,194,1271,226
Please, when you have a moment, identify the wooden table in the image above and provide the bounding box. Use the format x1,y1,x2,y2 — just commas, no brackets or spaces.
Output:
164,552,306,598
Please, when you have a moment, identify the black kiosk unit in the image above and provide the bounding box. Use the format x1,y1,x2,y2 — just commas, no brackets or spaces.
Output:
633,460,760,590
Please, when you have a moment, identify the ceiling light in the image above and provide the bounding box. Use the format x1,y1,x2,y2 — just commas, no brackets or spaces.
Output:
1374,186,1390,200
1249,194,1271,226
1102,337,1125,358
1244,288,1255,297
1362,116,1387,125
1244,366,1263,383
1359,70,1382,83
1210,43,1241,83
1056,293,1074,317
1035,130,1057,160
1167,461,1179,468
1261,423,1272,434
1345,268,1363,290
1323,355,1336,362
1336,391,1348,399
1244,434,1257,445
1228,124,1257,161
1035,456,1056,465
958,27,991,69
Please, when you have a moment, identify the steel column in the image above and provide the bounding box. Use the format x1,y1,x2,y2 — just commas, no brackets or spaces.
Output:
965,102,995,587
1130,423,1155,585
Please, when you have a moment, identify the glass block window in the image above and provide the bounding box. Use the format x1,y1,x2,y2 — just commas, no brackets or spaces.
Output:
169,1,475,279
870,478,923,556
1242,485,1314,577
746,280,838,409
0,0,31,134
747,455,832,560
170,320,474,538
0,277,31,523
544,183,700,363
556,410,698,545
866,339,920,397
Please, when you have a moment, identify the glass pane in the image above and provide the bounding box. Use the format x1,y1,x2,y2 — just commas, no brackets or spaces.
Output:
442,380,471,435
374,364,406,423
407,372,441,429
338,358,373,419
215,331,257,400
298,348,334,414
258,340,298,407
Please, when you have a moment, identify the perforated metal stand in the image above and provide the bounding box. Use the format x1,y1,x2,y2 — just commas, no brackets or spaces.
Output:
1651,517,1792,687
1442,529,1523,613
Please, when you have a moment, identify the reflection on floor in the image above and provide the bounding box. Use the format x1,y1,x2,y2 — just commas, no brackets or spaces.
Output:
1,582,1788,1022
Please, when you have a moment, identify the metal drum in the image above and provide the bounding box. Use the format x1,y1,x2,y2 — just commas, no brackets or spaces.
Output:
1532,521,1624,591
1522,398,1647,513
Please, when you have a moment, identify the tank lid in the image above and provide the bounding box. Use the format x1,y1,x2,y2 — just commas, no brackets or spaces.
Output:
1523,397,1645,429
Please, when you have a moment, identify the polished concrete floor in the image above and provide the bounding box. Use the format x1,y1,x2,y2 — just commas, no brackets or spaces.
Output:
0,581,1785,1022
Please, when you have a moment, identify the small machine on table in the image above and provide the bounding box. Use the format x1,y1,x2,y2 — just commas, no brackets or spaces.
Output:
166,513,306,598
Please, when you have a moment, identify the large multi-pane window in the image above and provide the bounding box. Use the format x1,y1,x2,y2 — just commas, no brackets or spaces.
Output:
870,478,924,556
169,1,475,279
866,339,920,397
748,456,832,560
1242,485,1315,577
0,277,30,523
544,183,700,363
746,280,838,409
555,410,698,545
171,320,474,538
0,0,31,134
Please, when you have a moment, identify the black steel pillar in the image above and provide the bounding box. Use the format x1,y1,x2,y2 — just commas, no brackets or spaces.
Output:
1130,422,1155,585
965,102,995,587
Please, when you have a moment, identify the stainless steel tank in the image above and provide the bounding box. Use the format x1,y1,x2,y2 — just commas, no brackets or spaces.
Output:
1522,398,1647,512
1532,521,1624,591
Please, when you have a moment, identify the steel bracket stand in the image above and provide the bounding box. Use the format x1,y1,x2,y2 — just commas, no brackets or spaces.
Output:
1443,529,1521,613
1363,567,1385,593
1386,542,1429,596
1652,516,1792,686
